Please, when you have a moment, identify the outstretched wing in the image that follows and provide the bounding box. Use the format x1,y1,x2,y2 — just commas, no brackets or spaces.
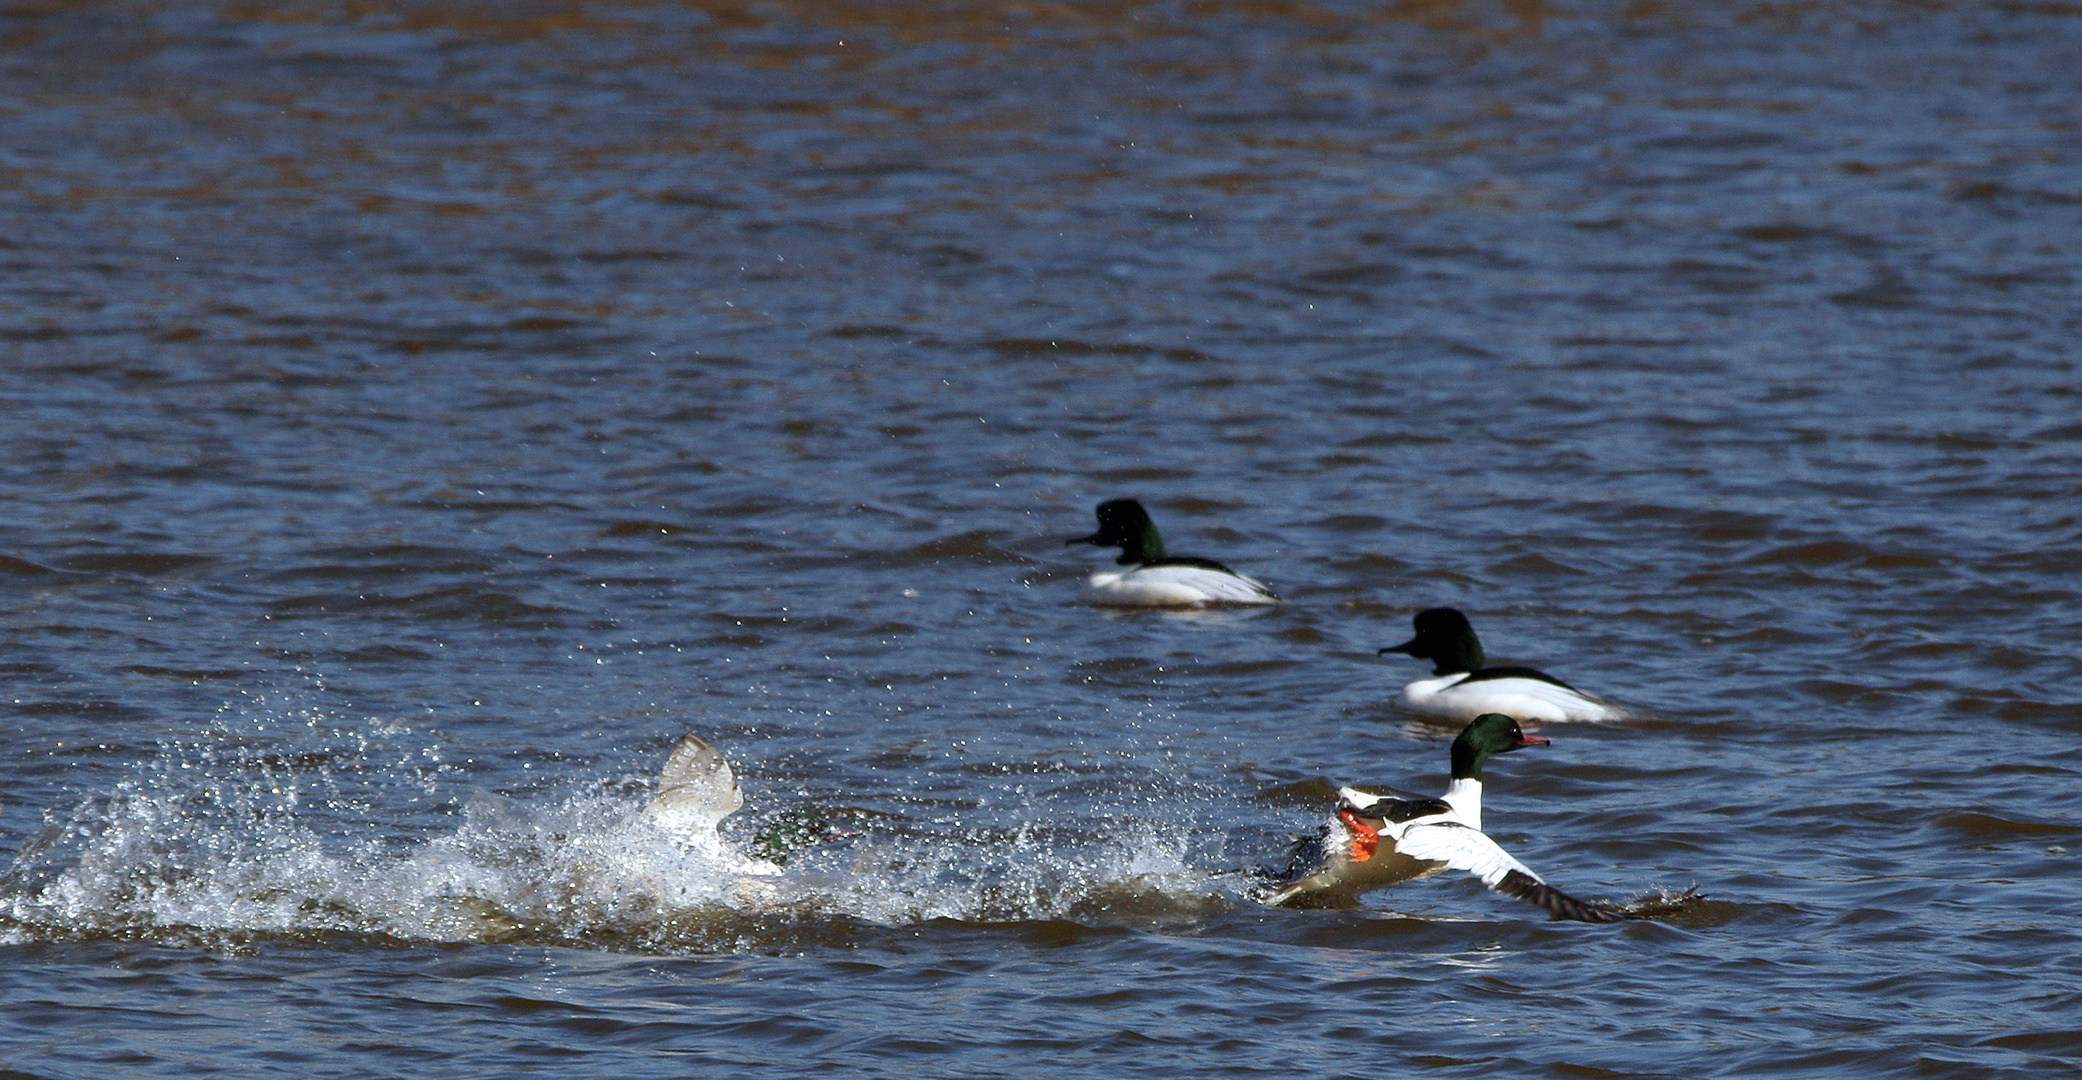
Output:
1490,869,1628,923
642,734,745,837
1392,820,1627,923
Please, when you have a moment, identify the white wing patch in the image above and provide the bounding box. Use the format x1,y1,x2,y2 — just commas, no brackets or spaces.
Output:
1388,819,1540,890
641,734,745,839
1340,784,1537,889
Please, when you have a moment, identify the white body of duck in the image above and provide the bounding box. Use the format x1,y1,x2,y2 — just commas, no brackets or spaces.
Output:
1263,714,1625,922
1069,498,1278,607
1382,607,1624,723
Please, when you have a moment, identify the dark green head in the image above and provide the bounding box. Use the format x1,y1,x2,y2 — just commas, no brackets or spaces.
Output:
1448,713,1547,781
1379,607,1485,676
1068,498,1167,565
750,808,834,866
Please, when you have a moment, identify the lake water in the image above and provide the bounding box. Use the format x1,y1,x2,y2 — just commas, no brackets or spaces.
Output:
3,2,2079,1077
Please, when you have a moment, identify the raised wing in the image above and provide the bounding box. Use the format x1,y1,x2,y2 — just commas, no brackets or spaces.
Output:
642,733,745,836
1393,820,1626,923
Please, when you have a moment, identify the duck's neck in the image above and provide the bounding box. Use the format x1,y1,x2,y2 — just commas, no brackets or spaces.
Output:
1441,776,1483,830
1118,522,1166,565
1431,630,1485,676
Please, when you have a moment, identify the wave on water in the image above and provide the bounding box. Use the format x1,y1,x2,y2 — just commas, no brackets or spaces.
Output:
0,725,1243,955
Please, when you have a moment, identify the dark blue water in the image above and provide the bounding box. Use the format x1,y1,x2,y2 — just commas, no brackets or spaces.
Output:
4,2,2080,1077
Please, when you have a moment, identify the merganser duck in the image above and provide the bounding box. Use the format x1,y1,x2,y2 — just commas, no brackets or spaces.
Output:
1067,498,1278,607
1380,607,1625,723
641,733,782,876
1263,713,1626,922
641,734,847,874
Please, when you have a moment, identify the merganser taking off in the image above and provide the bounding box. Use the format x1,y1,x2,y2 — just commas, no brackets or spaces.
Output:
1067,498,1279,607
1263,713,1627,922
1380,607,1625,723
642,734,843,872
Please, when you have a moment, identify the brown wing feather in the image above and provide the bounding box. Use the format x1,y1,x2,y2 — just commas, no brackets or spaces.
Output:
1492,869,1630,923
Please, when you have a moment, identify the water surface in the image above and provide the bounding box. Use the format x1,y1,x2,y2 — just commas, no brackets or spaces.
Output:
3,2,2080,1077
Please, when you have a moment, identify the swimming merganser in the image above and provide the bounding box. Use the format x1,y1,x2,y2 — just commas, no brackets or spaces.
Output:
1263,713,1626,922
1380,607,1624,723
1067,498,1278,607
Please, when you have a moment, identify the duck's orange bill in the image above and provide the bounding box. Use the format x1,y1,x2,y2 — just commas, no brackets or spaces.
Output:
1338,809,1380,863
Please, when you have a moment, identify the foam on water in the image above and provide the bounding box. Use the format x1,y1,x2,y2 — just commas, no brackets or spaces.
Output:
1,716,1246,953
7,3,2080,1074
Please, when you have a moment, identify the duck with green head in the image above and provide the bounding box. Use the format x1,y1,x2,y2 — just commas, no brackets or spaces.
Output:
1380,607,1625,722
643,734,849,874
1067,498,1278,607
1263,713,1627,922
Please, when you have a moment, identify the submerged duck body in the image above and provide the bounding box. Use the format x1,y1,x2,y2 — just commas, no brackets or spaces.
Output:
1381,607,1624,723
1069,498,1278,607
1264,714,1626,922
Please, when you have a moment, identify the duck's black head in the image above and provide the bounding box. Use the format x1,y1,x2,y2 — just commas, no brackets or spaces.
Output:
1448,712,1547,781
1379,606,1485,676
1066,498,1165,565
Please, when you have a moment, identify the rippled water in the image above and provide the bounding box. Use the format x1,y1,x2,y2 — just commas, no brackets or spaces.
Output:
4,2,2080,1077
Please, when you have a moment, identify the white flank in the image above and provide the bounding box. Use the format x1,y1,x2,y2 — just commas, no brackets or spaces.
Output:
1402,674,1625,723
1081,565,1278,607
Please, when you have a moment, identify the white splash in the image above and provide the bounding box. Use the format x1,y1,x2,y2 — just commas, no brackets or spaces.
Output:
0,727,1238,952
